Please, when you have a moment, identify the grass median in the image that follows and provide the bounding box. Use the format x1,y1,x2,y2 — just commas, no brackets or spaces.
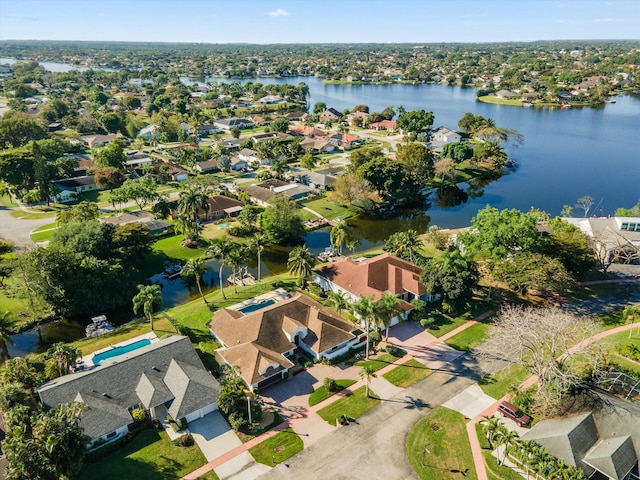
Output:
316,386,380,426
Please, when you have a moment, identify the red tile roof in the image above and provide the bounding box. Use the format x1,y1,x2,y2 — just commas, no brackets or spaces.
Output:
314,253,426,301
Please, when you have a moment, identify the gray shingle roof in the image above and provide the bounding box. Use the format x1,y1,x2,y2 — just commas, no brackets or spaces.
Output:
38,336,220,439
583,436,637,480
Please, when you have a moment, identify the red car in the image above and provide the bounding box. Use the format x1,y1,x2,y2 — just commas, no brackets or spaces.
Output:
497,401,531,427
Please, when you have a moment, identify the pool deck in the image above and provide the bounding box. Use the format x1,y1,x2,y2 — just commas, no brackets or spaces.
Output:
226,288,290,313
78,332,159,368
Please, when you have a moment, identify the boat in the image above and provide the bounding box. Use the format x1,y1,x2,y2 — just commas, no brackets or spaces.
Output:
318,247,343,263
163,262,182,279
523,102,533,108
228,267,255,286
86,315,115,338
560,103,572,109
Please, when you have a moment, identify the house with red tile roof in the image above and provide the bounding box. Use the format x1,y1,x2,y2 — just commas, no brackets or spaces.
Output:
207,292,364,389
313,253,439,327
370,120,397,131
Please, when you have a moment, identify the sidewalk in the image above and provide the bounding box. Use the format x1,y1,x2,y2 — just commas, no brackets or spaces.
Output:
181,312,493,479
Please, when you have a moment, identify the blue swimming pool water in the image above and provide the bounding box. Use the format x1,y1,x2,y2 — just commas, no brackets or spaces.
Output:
93,339,152,365
237,299,276,314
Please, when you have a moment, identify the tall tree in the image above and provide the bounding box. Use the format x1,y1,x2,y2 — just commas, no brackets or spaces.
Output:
360,364,377,398
180,257,209,305
178,184,209,242
329,220,355,255
132,284,163,330
250,233,269,282
45,343,79,379
260,194,306,245
95,140,126,169
353,295,376,359
383,230,422,264
0,311,15,361
207,238,235,300
287,245,316,288
376,293,403,341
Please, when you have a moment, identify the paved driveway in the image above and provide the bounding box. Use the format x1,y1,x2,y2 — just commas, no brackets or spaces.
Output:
443,384,497,419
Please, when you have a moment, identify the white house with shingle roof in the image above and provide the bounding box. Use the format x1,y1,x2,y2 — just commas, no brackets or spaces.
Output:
37,336,220,447
207,292,364,390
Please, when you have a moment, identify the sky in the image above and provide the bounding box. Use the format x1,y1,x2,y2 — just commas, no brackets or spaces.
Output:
1,0,639,44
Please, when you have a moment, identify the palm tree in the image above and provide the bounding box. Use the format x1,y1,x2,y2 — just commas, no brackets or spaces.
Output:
329,220,355,255
360,364,377,398
178,184,209,242
173,212,191,240
207,238,235,300
46,343,79,378
327,290,350,315
250,233,269,282
180,257,209,305
132,284,163,330
397,229,421,264
353,295,376,359
481,416,505,449
0,311,15,361
287,245,316,289
227,246,244,295
496,429,519,466
376,293,403,342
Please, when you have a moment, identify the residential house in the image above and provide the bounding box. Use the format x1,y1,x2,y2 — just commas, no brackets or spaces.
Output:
197,124,223,136
213,117,254,131
80,134,118,149
197,195,244,221
167,165,189,182
47,122,63,132
314,253,439,329
300,138,335,154
242,179,314,207
247,114,270,127
220,138,241,152
207,292,364,390
521,398,640,480
37,336,220,448
99,211,170,236
194,160,218,173
494,89,518,99
237,148,259,163
250,132,291,144
257,95,282,104
288,167,342,190
430,126,461,144
290,125,326,137
52,175,98,203
347,110,370,126
125,152,155,169
320,108,343,122
370,120,397,131
284,111,311,122
228,156,249,171
323,132,363,150
137,124,162,142
564,217,640,267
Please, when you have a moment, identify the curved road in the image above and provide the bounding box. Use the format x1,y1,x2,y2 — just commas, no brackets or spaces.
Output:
0,203,54,249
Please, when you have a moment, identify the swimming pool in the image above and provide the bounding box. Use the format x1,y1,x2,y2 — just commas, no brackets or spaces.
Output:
237,299,276,314
92,339,152,365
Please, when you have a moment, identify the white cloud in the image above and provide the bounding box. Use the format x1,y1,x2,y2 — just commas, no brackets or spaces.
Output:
267,8,291,17
4,13,38,21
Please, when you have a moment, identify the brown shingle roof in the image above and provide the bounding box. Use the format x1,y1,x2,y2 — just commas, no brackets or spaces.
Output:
207,293,355,386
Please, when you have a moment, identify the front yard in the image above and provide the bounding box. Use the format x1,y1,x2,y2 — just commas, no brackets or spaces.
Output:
78,429,219,480
382,359,432,388
406,406,477,480
248,428,304,466
316,386,380,426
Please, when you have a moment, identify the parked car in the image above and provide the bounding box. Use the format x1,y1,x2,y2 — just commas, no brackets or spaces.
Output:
497,401,531,427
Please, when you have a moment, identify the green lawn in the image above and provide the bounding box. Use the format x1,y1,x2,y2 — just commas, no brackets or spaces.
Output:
300,196,362,221
355,351,406,372
445,323,491,351
427,305,492,338
382,359,432,388
479,364,530,399
316,386,381,426
475,423,529,480
248,428,304,466
477,96,523,106
406,407,477,480
597,329,640,376
30,227,58,242
309,379,357,406
78,429,217,480
152,234,210,261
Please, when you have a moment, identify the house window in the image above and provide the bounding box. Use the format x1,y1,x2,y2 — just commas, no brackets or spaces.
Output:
106,431,117,440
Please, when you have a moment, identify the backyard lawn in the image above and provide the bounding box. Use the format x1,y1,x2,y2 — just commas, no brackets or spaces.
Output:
152,234,210,261
300,196,362,221
426,301,493,338
248,428,303,466
78,429,218,480
382,359,432,388
316,386,380,426
309,379,357,406
406,407,477,480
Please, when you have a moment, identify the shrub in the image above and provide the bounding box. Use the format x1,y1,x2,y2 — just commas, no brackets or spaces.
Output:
420,317,434,329
369,330,382,345
228,411,248,432
131,408,147,423
307,283,323,297
512,386,536,414
324,377,337,392
172,433,194,447
385,346,406,357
